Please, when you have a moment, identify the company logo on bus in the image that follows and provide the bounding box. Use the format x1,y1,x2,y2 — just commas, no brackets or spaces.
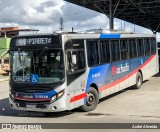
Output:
112,63,129,75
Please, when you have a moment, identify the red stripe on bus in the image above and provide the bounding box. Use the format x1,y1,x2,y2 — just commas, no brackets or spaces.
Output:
99,55,155,92
70,93,87,103
14,97,50,101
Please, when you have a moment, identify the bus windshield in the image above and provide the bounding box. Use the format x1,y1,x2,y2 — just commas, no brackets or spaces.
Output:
11,49,64,84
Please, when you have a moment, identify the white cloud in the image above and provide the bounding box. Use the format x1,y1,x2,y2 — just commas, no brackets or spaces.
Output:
0,0,159,41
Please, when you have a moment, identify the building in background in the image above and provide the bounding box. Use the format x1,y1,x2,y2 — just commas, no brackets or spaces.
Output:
0,26,39,74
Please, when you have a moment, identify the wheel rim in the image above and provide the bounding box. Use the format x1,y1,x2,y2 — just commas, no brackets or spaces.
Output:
86,93,96,106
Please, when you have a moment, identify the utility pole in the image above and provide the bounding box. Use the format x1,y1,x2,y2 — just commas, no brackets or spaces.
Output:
60,18,64,31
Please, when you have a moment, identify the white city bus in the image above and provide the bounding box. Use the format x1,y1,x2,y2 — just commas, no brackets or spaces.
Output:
6,30,158,112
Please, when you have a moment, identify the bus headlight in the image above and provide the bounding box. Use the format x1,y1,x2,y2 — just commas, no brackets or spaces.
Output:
51,95,57,102
57,90,64,99
51,90,64,102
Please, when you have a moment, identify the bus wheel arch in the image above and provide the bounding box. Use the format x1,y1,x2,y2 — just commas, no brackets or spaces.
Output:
133,70,143,89
138,70,143,82
79,84,99,112
90,83,99,93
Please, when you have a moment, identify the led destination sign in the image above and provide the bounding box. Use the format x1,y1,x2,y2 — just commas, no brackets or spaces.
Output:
16,37,52,46
10,35,61,47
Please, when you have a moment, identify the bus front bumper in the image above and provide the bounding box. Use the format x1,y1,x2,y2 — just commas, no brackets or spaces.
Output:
9,97,67,112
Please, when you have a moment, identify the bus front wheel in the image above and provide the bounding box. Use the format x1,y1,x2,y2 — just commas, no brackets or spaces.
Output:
133,71,143,89
79,87,99,112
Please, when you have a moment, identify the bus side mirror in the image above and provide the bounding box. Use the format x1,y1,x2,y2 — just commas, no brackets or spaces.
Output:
0,50,9,71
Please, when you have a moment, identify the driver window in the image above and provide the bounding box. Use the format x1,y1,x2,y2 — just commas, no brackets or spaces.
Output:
67,50,85,73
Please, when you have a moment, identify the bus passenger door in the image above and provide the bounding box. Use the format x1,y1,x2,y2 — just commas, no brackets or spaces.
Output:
65,39,86,109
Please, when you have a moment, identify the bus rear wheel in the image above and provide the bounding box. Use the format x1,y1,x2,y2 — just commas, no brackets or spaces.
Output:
79,87,99,112
133,71,143,89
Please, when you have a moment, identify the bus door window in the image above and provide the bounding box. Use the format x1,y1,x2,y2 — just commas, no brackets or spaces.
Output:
67,50,85,73
65,39,86,85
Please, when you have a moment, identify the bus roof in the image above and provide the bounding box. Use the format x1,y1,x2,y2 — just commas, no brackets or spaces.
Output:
13,29,156,40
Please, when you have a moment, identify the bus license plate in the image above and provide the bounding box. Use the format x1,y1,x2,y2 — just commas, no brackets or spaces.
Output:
26,104,36,108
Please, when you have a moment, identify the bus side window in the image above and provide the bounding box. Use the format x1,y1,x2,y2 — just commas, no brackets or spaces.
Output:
100,41,110,64
144,39,151,55
87,41,99,66
137,39,144,57
129,39,137,58
111,40,120,62
151,38,156,54
120,40,129,60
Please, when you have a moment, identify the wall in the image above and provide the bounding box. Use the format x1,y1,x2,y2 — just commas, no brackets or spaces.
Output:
0,38,10,75
0,37,11,57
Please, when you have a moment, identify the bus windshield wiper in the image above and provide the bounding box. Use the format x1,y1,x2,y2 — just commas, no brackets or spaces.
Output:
36,47,48,59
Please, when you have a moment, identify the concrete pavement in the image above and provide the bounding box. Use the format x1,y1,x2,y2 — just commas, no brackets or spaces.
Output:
0,74,160,131
0,75,9,82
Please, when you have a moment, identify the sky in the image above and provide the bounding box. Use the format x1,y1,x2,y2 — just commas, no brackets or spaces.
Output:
0,0,160,41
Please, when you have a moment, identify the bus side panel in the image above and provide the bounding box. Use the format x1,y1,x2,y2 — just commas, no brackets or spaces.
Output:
111,61,120,93
68,70,89,110
136,56,146,79
105,68,115,97
101,65,114,98
142,56,149,80
105,84,115,97
143,55,152,80
129,57,142,86
68,91,75,110
128,74,136,87
111,60,130,92
85,64,111,99
114,80,120,93
147,55,158,78
128,55,157,87
119,60,130,91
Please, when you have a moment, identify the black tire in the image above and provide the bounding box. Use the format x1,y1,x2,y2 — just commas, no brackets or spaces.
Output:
79,87,99,112
133,71,143,89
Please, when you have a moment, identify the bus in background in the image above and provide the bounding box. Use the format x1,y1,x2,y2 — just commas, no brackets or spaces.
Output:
2,30,158,112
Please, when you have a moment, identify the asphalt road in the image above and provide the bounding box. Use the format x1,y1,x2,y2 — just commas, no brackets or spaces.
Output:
0,74,160,131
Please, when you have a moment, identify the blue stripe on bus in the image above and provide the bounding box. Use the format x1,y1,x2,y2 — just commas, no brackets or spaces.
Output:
34,90,57,99
99,34,121,39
